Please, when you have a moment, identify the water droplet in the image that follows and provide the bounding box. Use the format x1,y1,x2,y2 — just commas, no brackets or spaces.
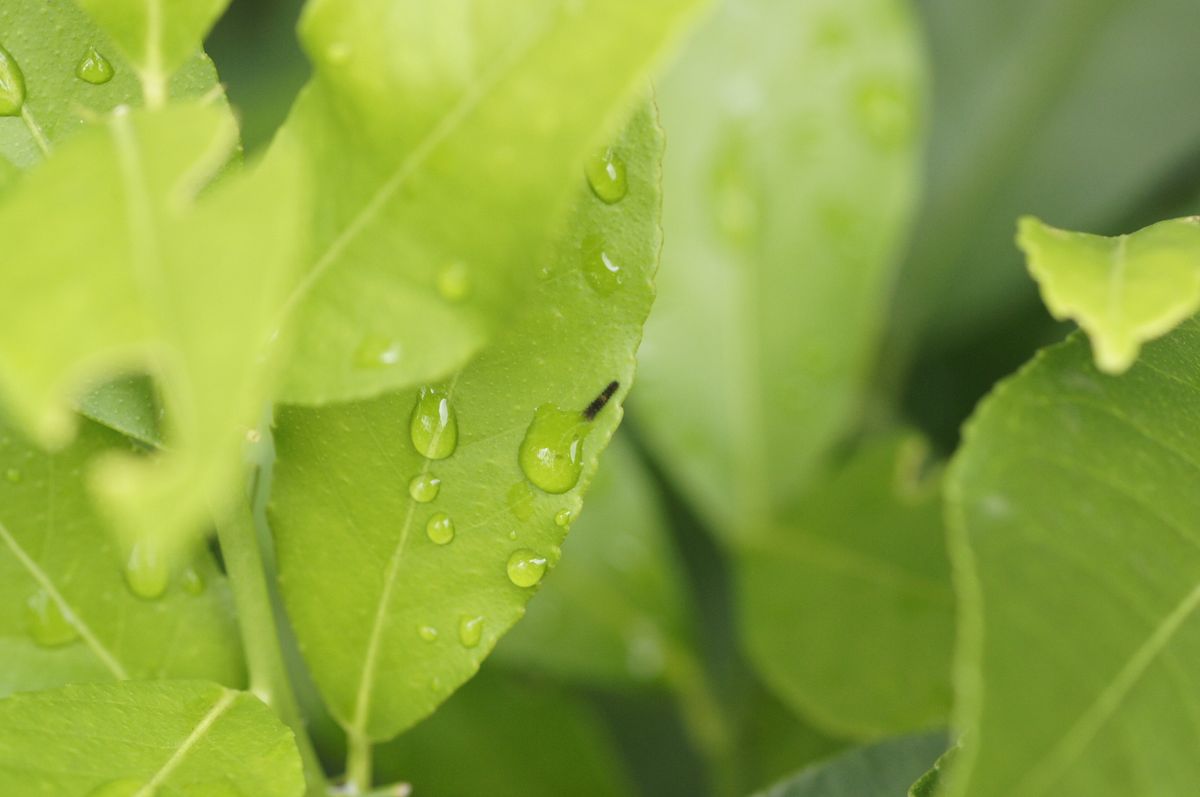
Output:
409,387,458,460
326,42,351,64
354,334,402,369
508,530,518,540
408,473,441,503
585,147,627,204
0,44,26,117
855,78,914,150
518,405,588,494
418,625,438,642
4,467,21,483
425,512,455,545
507,481,535,520
437,261,471,302
181,566,206,595
76,46,115,85
581,234,623,295
124,540,169,600
25,589,78,647
506,549,548,588
87,780,146,797
458,615,484,648
554,509,573,527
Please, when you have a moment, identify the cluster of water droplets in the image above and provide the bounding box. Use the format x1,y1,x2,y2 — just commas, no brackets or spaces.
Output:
0,41,115,119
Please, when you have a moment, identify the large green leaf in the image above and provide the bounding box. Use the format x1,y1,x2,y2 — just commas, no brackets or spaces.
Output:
738,433,954,738
0,680,304,795
632,0,924,544
945,319,1200,796
270,103,662,741
0,416,242,696
0,103,305,562
273,0,706,404
753,733,946,797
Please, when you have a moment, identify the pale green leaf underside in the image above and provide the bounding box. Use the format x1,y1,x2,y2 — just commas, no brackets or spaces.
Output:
738,432,954,739
946,318,1200,797
0,680,304,796
753,733,946,797
632,0,924,545
0,417,242,697
270,103,662,741
1019,215,1200,374
275,0,706,404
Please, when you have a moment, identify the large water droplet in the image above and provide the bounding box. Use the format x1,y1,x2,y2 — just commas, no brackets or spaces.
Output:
507,549,548,588
354,334,402,369
25,589,78,647
437,261,471,302
124,540,169,600
418,625,438,642
408,473,441,503
0,44,26,117
507,481,535,520
409,386,458,460
425,512,455,545
518,405,588,494
581,234,623,295
585,147,627,204
4,467,21,483
76,46,115,85
87,779,146,797
458,615,484,648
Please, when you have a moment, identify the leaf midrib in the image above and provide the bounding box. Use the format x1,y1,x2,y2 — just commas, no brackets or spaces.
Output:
134,688,237,796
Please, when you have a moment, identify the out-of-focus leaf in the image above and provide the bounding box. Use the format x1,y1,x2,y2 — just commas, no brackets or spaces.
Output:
0,680,304,795
945,319,1200,796
273,0,707,404
1018,215,1200,373
633,0,924,545
753,733,946,797
0,417,242,697
270,104,661,741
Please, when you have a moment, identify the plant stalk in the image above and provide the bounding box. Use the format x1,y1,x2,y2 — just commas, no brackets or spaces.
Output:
665,645,741,797
345,729,373,792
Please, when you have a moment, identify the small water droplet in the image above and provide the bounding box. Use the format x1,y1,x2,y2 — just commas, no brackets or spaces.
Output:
409,387,458,460
76,46,115,85
581,234,623,295
507,481,535,520
431,676,444,691
418,625,438,642
0,43,26,117
181,566,206,595
326,42,351,64
507,549,548,588
585,147,627,204
25,589,78,647
124,540,169,600
554,509,573,527
458,615,484,648
436,261,471,302
508,530,518,540
354,334,402,369
518,405,588,494
4,467,21,483
425,512,455,545
855,78,913,150
408,473,441,503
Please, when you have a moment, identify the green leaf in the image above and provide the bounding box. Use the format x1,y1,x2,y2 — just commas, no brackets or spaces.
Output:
77,375,162,448
0,0,220,168
270,103,662,741
0,680,304,795
1017,215,1200,374
908,742,958,797
0,103,306,561
946,319,1200,796
754,733,947,797
738,433,954,738
631,0,924,544
273,0,706,404
0,416,242,697
494,434,692,686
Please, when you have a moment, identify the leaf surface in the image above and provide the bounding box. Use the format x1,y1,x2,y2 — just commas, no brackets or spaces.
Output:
753,733,946,797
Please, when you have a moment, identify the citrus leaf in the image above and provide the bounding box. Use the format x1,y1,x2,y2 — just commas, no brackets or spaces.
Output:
77,375,162,448
632,0,924,545
0,416,242,697
0,680,304,796
908,741,958,797
754,733,947,797
1018,215,1200,374
269,102,661,741
272,0,707,404
946,318,1200,797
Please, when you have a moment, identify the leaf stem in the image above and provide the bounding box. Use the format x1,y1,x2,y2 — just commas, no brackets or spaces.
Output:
215,501,328,795
664,644,741,797
345,729,373,792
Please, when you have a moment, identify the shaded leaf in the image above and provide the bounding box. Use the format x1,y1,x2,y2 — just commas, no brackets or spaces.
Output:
77,375,162,448
908,742,958,797
754,732,946,797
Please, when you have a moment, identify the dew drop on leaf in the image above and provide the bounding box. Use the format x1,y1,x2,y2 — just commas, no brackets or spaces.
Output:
87,780,146,797
507,481,535,520
458,615,484,648
581,233,623,295
181,566,206,595
436,261,471,302
76,46,115,85
425,512,455,545
0,43,26,116
518,404,588,494
409,386,458,460
408,473,441,503
4,467,20,483
124,540,169,600
554,508,573,527
353,333,402,370
506,549,548,588
24,589,78,647
418,625,438,642
585,147,628,204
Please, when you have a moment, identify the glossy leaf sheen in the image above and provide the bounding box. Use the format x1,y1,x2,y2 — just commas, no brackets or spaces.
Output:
753,732,946,797
270,104,662,740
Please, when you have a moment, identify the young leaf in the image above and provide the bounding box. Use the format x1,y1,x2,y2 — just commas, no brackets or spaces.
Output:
632,0,924,544
0,417,242,697
0,680,304,795
0,104,306,561
1018,215,1200,374
946,319,1200,796
273,0,707,404
270,103,662,741
738,433,954,738
753,732,947,797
